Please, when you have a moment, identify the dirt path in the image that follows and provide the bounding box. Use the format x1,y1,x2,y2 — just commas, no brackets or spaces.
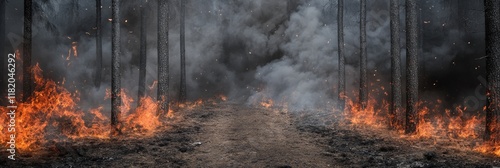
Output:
181,103,334,167
6,102,500,167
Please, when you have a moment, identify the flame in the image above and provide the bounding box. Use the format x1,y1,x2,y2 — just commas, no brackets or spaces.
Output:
344,96,387,128
148,80,158,91
218,94,227,101
341,90,499,157
0,64,109,152
64,42,78,66
0,64,205,153
178,99,204,109
71,42,78,57
260,99,274,108
123,97,161,135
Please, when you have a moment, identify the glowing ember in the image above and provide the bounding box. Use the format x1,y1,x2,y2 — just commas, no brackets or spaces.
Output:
260,99,274,108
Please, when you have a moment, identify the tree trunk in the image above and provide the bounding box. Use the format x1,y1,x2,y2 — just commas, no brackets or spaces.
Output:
0,0,5,106
23,0,33,102
359,0,367,109
390,0,402,128
94,0,102,87
158,0,170,116
138,1,147,105
179,0,186,103
405,0,419,134
484,0,500,141
338,0,345,110
111,0,121,135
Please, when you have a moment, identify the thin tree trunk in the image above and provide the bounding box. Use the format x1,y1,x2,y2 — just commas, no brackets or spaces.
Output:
390,0,402,128
338,0,345,110
179,0,186,103
158,0,170,116
23,0,33,102
484,0,500,141
95,0,102,87
0,0,5,106
138,1,147,105
405,0,419,134
359,0,367,109
111,0,121,135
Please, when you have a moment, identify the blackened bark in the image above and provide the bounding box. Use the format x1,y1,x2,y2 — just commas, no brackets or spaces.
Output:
390,0,402,128
23,0,33,102
94,0,102,87
0,0,5,105
179,0,186,103
359,0,367,109
338,0,345,110
111,0,121,134
158,0,170,116
484,0,500,141
138,1,147,105
405,0,419,134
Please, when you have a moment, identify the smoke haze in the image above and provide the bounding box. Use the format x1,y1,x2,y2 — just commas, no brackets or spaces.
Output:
1,0,487,115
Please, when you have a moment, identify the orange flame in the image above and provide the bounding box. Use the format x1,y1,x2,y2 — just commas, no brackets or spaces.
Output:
0,64,191,153
260,99,274,108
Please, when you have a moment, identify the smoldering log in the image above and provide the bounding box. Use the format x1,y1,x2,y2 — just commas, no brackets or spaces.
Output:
94,0,102,88
23,0,33,102
390,0,403,128
484,0,500,141
158,0,170,116
179,0,187,103
138,0,148,105
405,0,419,134
359,0,367,110
338,0,345,110
111,0,122,134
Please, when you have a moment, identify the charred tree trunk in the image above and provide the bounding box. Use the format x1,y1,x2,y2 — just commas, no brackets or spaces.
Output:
23,0,33,102
405,0,419,134
390,0,402,128
158,0,170,116
94,0,102,87
338,0,345,110
0,0,5,106
359,0,367,109
138,1,147,105
179,0,186,103
484,0,500,141
111,0,121,134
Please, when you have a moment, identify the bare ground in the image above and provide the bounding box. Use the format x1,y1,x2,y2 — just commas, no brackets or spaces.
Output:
2,102,500,167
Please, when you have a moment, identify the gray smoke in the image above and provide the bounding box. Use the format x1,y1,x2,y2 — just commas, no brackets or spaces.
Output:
2,0,486,116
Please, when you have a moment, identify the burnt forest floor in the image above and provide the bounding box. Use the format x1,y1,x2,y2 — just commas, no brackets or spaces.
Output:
2,102,500,167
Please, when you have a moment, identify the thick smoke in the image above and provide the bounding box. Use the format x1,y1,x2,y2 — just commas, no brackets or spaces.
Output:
2,0,486,115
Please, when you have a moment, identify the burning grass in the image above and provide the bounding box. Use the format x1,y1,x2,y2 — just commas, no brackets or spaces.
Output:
341,96,500,157
0,64,224,154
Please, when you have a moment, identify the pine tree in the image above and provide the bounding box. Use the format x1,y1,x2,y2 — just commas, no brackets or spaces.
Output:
359,0,367,109
484,0,500,141
179,0,187,103
338,0,345,110
23,0,33,102
111,0,122,134
0,0,5,106
95,0,102,87
390,0,402,128
158,0,170,116
405,0,419,134
138,0,148,105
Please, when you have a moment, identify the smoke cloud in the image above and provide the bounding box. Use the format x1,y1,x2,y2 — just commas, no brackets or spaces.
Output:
2,0,487,116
